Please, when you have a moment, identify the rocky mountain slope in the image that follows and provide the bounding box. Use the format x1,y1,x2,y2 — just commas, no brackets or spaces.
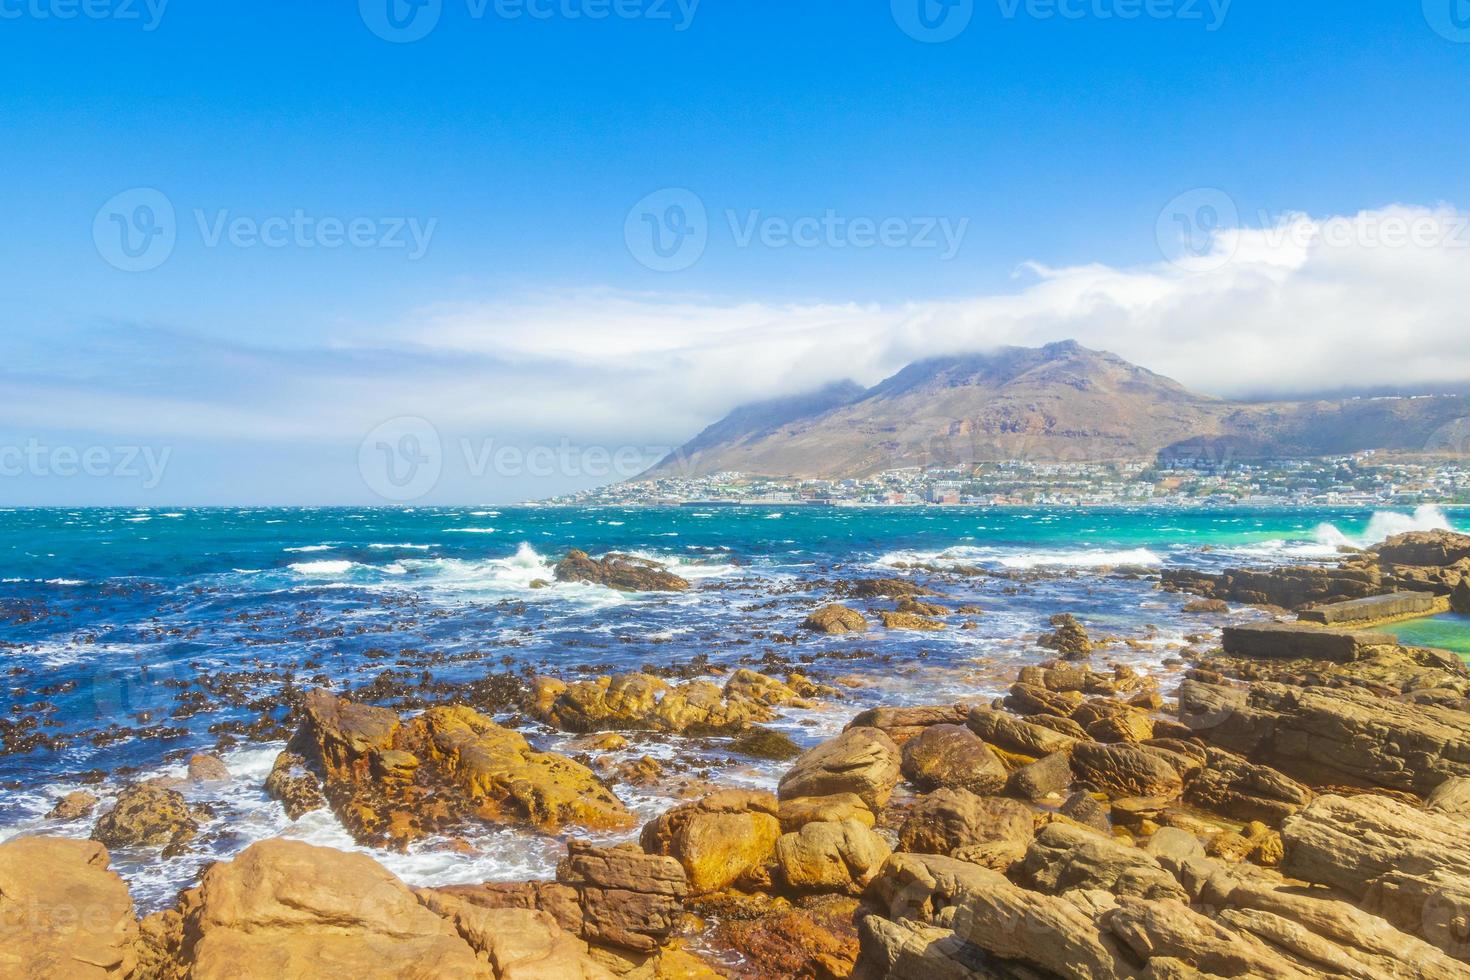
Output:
646,341,1470,479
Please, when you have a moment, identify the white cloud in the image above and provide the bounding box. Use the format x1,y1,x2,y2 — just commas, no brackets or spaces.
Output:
8,205,1470,453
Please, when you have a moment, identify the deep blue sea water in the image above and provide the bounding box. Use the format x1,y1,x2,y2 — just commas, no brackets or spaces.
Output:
0,504,1461,908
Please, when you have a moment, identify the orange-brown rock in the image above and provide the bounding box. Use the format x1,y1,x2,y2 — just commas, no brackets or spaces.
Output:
554,549,690,592
287,689,632,848
532,672,788,735
802,604,869,634
640,790,781,894
0,836,138,979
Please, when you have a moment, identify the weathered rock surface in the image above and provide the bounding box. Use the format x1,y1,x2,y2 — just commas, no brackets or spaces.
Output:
967,706,1079,758
1021,822,1189,902
286,689,632,848
1222,622,1398,662
1297,590,1439,626
899,723,1007,795
554,549,690,592
778,727,901,810
90,783,198,852
775,818,891,895
1070,741,1185,800
846,704,972,745
777,793,875,832
171,838,498,979
897,789,1034,869
532,671,796,735
46,790,99,821
1179,679,1470,795
264,750,326,819
639,789,781,894
879,611,945,631
0,836,138,979
1039,613,1093,659
802,603,869,634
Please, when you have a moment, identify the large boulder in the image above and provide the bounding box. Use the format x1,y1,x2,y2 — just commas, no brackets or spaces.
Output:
1376,530,1470,568
778,727,901,810
553,549,689,592
0,836,138,979
554,841,688,953
967,706,1080,758
1182,746,1314,825
288,690,632,848
897,789,1035,869
899,724,1007,795
775,818,891,895
90,783,198,852
845,704,972,745
174,839,498,979
639,789,781,894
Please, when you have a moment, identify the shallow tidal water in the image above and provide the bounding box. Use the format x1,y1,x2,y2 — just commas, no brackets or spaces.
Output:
0,503,1461,910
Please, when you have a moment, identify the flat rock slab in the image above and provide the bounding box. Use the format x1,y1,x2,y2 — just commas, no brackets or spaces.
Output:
1221,623,1396,662
1297,590,1439,627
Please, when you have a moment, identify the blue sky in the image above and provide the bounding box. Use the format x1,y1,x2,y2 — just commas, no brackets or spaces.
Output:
3,0,1470,503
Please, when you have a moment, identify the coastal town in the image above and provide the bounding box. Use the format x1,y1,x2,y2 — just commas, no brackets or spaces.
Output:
546,452,1470,508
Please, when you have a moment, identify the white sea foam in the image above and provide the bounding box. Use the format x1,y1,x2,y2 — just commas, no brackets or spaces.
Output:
447,528,498,534
1314,505,1458,550
284,545,335,553
288,560,358,576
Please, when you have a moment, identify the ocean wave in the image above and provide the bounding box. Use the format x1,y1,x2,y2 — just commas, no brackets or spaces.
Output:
1313,505,1458,550
288,560,360,576
283,545,335,553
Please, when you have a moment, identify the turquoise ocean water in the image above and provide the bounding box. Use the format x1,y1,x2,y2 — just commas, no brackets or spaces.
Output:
0,504,1462,906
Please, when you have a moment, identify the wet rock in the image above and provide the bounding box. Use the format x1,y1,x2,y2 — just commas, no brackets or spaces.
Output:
1454,578,1470,615
842,578,941,600
775,818,891,895
897,788,1034,869
0,836,138,979
46,790,99,821
264,750,327,820
173,838,493,978
1039,613,1093,660
533,672,784,736
1058,790,1112,834
1070,742,1185,800
777,793,874,833
292,689,633,848
802,603,869,634
187,753,231,783
731,725,802,761
90,783,198,851
878,611,945,631
1182,598,1230,614
553,549,690,592
1222,622,1398,662
1376,529,1470,567
1163,564,1384,610
639,789,781,894
778,727,901,810
899,723,1007,796
1073,698,1156,743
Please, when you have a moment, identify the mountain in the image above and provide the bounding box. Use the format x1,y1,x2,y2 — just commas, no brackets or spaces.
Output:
645,341,1470,479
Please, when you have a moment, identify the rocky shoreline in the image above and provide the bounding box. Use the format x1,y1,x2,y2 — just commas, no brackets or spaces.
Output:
6,531,1470,977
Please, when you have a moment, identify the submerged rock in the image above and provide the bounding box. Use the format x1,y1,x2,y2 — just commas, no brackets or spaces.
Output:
802,603,869,634
1039,613,1093,660
46,790,99,821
